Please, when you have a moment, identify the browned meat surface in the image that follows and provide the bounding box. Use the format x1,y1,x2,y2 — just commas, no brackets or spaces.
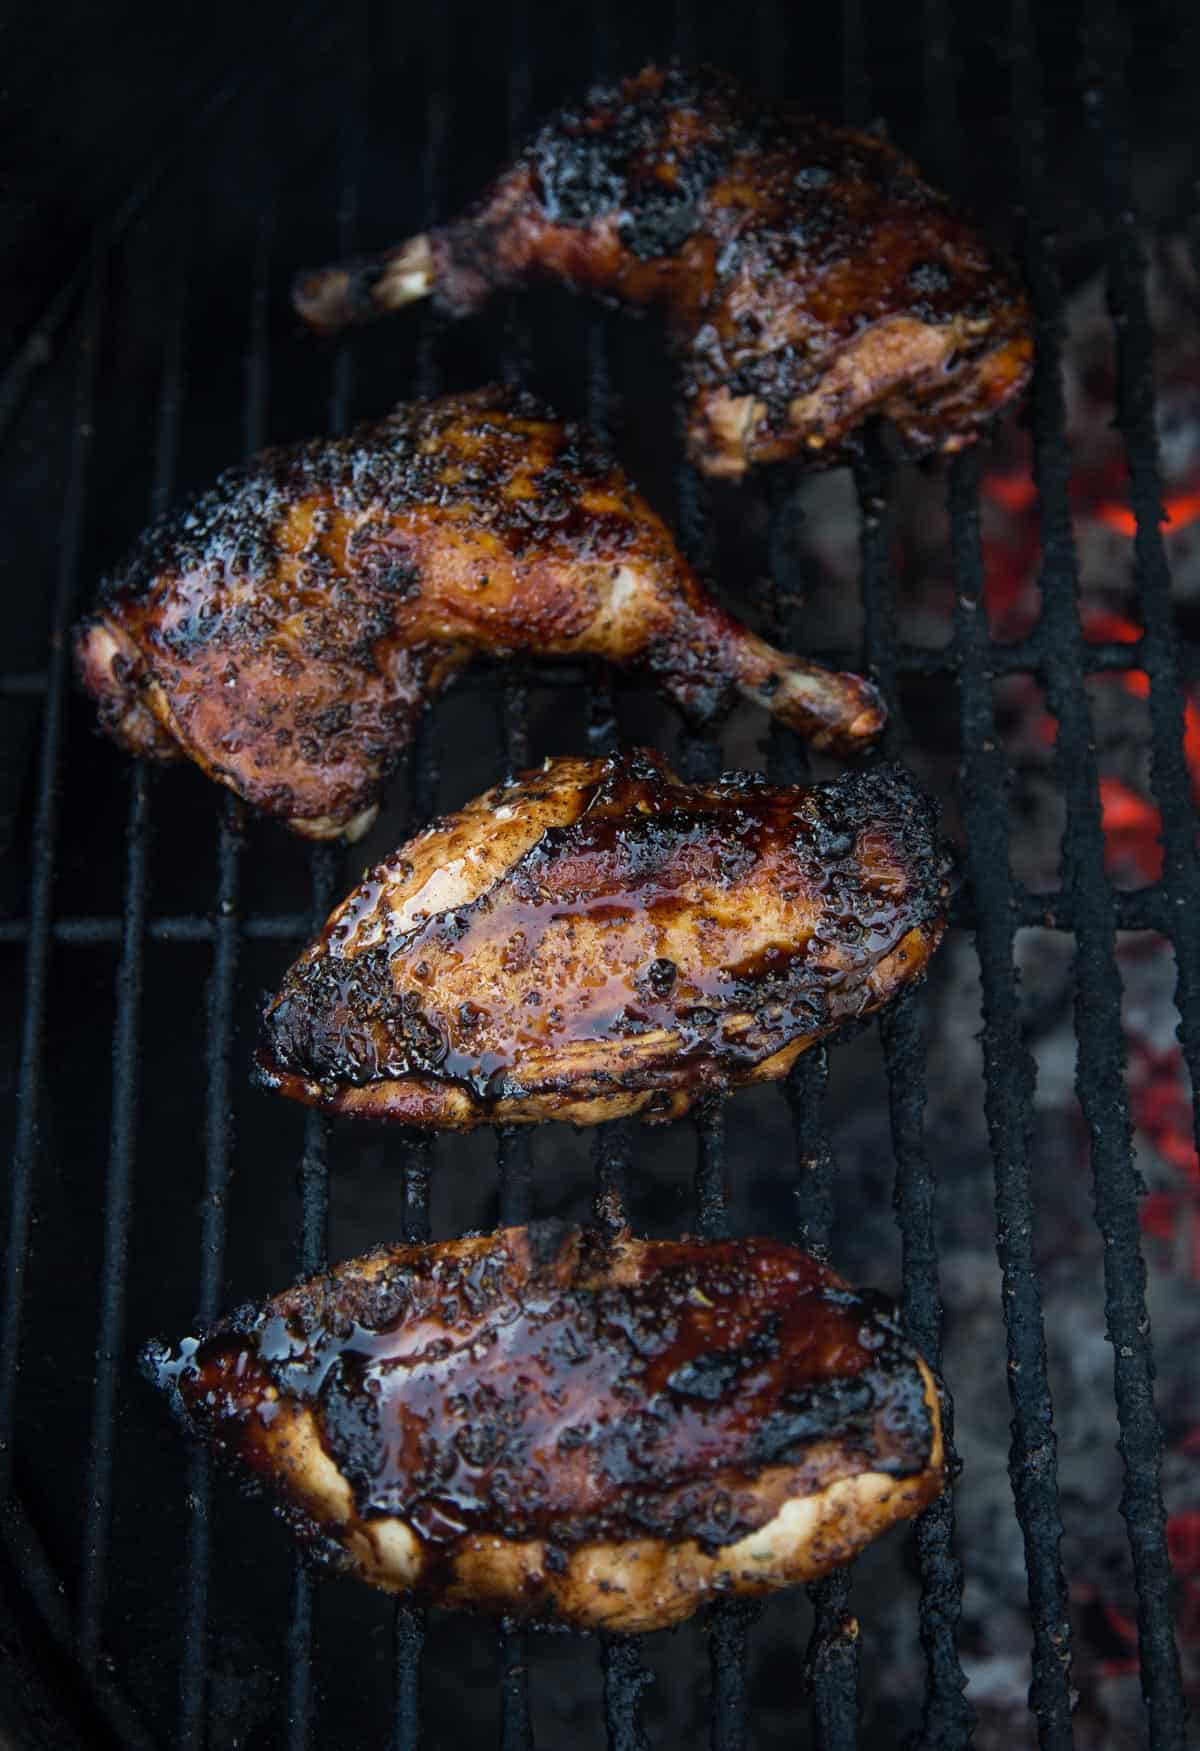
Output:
74,387,883,840
256,750,950,1128
147,1221,946,1631
294,65,1032,478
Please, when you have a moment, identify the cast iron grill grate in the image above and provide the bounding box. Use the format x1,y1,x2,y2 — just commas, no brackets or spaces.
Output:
0,0,1193,1746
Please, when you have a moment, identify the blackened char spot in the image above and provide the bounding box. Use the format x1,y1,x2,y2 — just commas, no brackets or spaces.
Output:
527,68,729,260
161,1232,942,1559
666,1351,743,1401
907,259,953,295
319,1353,387,1490
618,192,701,261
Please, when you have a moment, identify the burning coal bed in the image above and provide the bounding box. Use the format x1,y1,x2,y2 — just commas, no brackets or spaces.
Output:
767,234,1200,1747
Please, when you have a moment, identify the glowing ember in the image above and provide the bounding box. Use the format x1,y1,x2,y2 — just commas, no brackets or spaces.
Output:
1167,1512,1200,1655
977,448,1200,1277
1094,487,1200,539
1128,1041,1200,1279
1083,612,1143,644
1098,777,1163,882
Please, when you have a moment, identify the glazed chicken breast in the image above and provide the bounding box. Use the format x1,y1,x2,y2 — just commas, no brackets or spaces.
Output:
294,65,1032,478
147,1221,946,1632
74,388,882,840
257,750,950,1128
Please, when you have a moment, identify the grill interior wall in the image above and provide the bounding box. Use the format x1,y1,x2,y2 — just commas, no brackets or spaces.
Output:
0,1,1196,1747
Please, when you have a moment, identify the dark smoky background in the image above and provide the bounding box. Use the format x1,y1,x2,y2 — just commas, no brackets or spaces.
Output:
1,1,1198,1746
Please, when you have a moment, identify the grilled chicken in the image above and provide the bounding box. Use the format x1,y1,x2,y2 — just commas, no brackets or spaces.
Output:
147,1221,946,1631
74,388,882,840
257,750,950,1128
294,65,1032,479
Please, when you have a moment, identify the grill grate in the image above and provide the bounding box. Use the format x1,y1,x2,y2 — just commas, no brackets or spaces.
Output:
0,1,1194,1747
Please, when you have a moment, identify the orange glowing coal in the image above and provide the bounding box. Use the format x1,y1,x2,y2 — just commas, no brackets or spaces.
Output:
1094,487,1200,539
1097,777,1163,881
976,455,1200,1277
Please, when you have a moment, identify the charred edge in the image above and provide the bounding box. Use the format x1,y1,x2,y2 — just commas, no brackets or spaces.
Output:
156,1235,941,1555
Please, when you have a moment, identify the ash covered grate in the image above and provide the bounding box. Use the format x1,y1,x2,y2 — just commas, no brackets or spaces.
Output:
0,0,1194,1747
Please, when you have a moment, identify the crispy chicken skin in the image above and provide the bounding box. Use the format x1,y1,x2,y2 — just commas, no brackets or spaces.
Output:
294,65,1032,478
256,750,950,1129
147,1221,946,1631
74,388,882,840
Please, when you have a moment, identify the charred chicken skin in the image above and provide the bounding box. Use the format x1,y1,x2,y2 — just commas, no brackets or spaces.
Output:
294,65,1032,478
74,388,883,840
257,750,950,1129
147,1221,946,1631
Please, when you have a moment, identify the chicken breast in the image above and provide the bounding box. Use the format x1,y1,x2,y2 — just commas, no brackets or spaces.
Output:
256,750,950,1128
147,1221,946,1632
294,65,1032,478
74,387,883,840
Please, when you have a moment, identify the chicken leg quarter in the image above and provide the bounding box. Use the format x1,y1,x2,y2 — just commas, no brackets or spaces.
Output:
74,388,883,840
294,65,1032,478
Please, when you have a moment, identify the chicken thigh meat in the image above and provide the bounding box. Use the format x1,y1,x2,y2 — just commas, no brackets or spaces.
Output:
295,65,1032,477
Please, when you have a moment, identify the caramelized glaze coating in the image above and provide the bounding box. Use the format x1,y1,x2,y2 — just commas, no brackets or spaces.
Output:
294,66,1032,478
147,1222,946,1631
74,388,882,839
256,750,950,1128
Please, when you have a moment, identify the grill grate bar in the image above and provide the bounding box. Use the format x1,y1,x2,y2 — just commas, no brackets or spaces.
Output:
1073,5,1194,1740
672,442,752,1746
0,241,105,1493
949,453,1075,1747
78,223,188,1672
919,0,963,203
787,1048,861,1749
493,1136,534,1751
753,0,860,1650
885,991,974,1751
7,637,1196,704
285,20,365,1734
391,1014,431,1751
493,6,537,1739
384,8,453,1736
838,0,870,128
584,11,656,1741
921,7,1076,1738
661,0,754,1642
178,206,272,1751
498,1626,535,1751
391,746,433,1751
285,846,341,1751
857,422,972,1746
78,762,152,1667
392,1603,427,1751
178,795,243,1751
600,1633,652,1751
0,883,1166,952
